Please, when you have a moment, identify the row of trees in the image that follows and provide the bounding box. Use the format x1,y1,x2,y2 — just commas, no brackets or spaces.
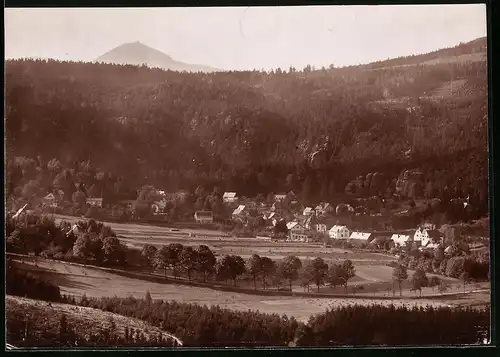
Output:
141,242,358,293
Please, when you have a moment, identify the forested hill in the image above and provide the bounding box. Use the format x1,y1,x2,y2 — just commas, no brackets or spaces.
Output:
5,37,488,213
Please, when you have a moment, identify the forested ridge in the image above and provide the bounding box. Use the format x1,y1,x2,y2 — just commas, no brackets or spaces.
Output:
5,37,488,211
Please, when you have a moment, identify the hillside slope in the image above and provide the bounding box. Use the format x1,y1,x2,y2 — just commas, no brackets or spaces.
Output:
96,41,219,73
5,37,488,217
6,295,182,347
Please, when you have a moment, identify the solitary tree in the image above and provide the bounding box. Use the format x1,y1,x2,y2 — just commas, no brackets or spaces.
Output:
392,263,408,297
341,260,356,292
102,236,125,266
307,257,329,292
196,245,216,282
246,254,263,291
410,268,428,297
327,264,345,289
166,243,184,278
154,246,170,276
180,246,198,282
216,255,246,286
141,244,158,271
277,255,302,291
260,256,277,290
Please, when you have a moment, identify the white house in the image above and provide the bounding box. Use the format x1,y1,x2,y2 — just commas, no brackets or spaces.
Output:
349,231,373,244
286,221,309,242
194,211,214,223
329,225,350,240
223,192,238,203
415,227,443,247
391,234,411,247
303,207,314,216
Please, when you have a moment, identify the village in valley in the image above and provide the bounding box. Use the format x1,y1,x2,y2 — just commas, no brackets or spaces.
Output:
5,5,490,349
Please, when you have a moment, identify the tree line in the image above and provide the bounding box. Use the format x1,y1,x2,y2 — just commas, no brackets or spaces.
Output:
59,292,490,346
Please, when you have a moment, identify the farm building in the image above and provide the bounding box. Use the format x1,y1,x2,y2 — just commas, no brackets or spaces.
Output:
223,192,238,203
391,234,411,247
303,207,314,216
86,197,103,208
194,211,214,223
286,222,309,242
329,225,350,240
349,231,374,245
415,227,443,246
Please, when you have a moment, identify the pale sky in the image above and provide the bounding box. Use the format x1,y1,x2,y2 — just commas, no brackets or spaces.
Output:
5,5,487,71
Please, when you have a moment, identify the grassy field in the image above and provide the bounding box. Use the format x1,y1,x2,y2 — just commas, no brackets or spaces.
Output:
10,258,490,324
6,295,182,347
53,213,397,265
48,214,491,299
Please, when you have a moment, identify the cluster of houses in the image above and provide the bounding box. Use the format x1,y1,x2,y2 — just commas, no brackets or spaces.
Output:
326,224,444,251
191,191,447,252
41,192,104,209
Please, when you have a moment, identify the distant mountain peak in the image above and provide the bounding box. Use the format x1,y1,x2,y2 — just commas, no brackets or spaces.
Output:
96,42,218,73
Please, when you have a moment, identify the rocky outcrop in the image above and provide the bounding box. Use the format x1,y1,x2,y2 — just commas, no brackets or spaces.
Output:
395,169,424,198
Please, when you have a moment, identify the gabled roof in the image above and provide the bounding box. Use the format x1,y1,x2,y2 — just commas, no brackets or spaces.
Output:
287,221,302,230
232,205,246,215
350,232,373,240
391,234,411,240
303,207,313,215
329,225,348,232
44,193,56,200
223,192,237,198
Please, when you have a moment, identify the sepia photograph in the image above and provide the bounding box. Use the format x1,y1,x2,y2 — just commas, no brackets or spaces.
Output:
4,4,491,349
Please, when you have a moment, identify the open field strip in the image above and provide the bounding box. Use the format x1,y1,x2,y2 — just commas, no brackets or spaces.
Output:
10,258,489,324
